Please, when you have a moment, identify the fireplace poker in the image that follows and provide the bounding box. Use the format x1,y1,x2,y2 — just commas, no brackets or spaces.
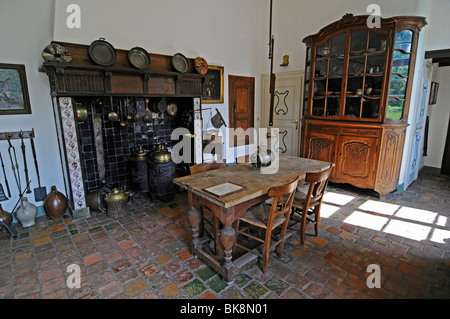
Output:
0,150,11,198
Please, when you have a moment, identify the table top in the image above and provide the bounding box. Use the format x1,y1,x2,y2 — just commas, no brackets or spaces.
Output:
173,156,332,208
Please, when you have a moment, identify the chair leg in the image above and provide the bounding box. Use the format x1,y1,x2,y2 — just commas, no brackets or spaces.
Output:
300,209,308,245
314,206,320,237
278,213,291,257
262,228,273,274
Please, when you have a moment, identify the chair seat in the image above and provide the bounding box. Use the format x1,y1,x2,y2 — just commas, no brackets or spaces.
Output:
240,203,286,230
292,190,320,210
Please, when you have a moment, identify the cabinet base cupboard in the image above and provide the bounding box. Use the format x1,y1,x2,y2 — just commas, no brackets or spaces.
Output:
301,14,426,197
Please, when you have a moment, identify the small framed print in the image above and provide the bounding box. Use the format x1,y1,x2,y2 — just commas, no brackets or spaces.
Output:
0,63,31,115
203,65,224,104
429,81,439,105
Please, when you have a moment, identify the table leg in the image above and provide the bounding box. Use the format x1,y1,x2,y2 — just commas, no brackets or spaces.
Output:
187,207,202,252
220,225,236,283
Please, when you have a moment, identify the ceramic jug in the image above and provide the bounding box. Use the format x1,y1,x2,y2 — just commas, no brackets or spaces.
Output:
44,186,68,220
16,197,38,227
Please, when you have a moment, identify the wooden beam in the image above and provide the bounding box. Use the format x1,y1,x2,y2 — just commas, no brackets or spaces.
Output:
425,49,450,60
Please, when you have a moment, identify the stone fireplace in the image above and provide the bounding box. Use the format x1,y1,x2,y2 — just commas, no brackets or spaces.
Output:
40,42,208,217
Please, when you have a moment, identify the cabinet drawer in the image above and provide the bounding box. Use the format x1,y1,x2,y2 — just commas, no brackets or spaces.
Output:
340,128,380,137
309,125,339,133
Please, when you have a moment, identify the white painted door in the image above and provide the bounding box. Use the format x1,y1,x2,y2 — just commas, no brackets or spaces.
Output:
406,60,432,188
261,71,304,156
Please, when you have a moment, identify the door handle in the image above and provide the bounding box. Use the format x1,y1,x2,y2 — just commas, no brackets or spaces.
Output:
291,119,298,129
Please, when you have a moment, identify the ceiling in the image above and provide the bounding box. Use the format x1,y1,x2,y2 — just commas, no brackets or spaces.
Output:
425,49,450,67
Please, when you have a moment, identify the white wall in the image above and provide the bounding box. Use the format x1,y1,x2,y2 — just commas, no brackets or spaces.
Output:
425,0,450,51
424,66,450,168
0,0,64,215
422,0,450,169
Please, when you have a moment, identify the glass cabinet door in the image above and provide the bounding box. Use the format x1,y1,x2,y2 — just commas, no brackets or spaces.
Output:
387,30,413,120
303,47,311,117
311,32,346,117
345,30,387,119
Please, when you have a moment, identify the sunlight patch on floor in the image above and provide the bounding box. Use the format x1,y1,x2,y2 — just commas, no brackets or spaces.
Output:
323,191,449,244
383,219,431,241
395,206,439,224
319,203,341,218
343,211,389,231
358,200,399,216
323,192,355,206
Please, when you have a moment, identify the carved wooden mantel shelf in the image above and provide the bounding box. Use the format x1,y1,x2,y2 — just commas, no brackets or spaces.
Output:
39,41,212,97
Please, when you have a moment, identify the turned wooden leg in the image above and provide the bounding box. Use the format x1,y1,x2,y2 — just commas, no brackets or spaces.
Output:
220,225,236,283
300,209,308,246
314,205,321,236
187,207,202,253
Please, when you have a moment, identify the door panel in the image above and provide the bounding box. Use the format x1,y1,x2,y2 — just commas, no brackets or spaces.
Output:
261,71,303,156
334,135,378,187
307,130,337,163
229,75,255,147
406,60,431,188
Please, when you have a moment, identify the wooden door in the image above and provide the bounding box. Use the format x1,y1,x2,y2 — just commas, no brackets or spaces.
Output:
229,75,255,147
261,71,303,156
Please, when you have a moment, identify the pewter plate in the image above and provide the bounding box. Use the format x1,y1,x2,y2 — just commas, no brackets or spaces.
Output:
128,47,151,69
88,39,116,66
171,53,189,73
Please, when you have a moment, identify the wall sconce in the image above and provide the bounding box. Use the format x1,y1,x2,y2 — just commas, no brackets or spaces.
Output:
280,54,289,66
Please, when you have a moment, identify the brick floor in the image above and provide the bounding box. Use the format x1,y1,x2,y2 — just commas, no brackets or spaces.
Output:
0,167,449,299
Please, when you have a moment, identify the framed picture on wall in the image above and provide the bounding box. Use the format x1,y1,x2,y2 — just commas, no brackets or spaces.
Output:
202,65,224,104
429,81,439,105
0,63,31,115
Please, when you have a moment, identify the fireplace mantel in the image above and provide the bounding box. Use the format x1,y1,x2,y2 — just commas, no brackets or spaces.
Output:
39,42,211,97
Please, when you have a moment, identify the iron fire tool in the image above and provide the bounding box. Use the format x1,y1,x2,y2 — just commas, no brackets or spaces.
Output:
19,130,32,194
6,135,22,196
0,150,11,197
10,179,32,215
0,183,7,202
30,129,47,201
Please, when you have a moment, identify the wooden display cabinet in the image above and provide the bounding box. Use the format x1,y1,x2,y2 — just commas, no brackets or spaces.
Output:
301,14,426,197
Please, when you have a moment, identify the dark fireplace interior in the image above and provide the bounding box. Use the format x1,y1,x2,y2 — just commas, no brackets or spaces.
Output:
74,96,195,192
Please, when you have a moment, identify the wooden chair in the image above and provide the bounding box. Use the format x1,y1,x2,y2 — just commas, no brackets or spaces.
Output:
235,177,299,273
189,162,227,254
291,164,333,245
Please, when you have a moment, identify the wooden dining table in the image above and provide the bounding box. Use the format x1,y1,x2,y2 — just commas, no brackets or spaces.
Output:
173,156,333,283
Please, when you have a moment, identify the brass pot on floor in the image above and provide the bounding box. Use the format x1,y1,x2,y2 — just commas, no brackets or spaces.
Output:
104,188,131,219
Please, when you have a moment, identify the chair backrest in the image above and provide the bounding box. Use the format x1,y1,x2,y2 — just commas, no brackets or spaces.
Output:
189,162,227,175
304,164,333,208
267,177,299,221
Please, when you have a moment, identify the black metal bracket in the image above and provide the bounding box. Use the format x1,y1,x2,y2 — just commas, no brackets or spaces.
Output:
0,129,35,141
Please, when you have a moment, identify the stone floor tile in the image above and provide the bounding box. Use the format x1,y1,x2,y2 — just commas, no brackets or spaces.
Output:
182,279,206,297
